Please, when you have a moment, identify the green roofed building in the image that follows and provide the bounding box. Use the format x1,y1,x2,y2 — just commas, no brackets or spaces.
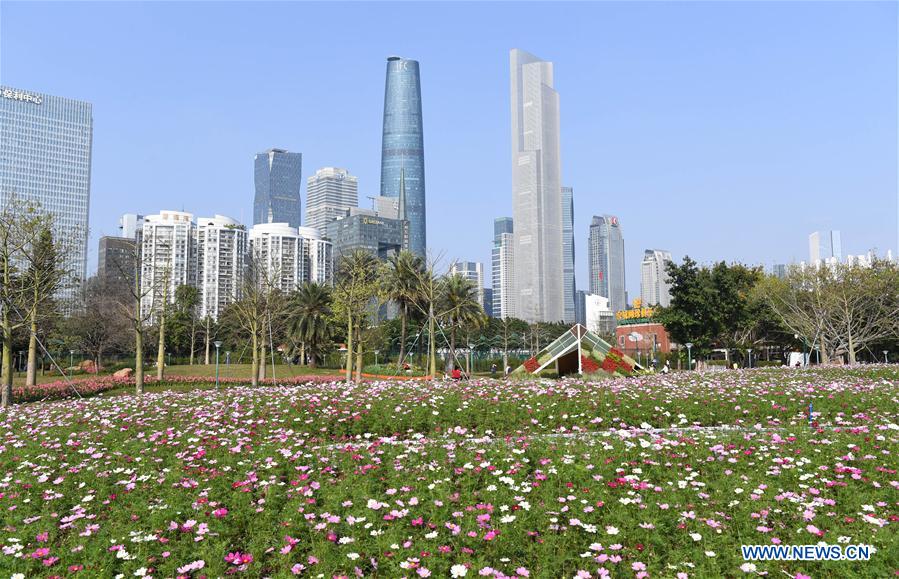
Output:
513,324,640,377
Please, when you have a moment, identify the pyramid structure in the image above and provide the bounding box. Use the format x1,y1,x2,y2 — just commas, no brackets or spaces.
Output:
513,324,641,377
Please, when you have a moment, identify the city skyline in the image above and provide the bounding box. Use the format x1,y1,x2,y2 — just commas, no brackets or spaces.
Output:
2,2,895,302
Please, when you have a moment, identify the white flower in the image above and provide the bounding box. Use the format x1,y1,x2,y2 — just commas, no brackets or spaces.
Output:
705,550,716,557
366,499,382,510
500,515,516,524
451,564,468,577
12,574,26,579
134,569,148,577
347,552,360,560
690,533,702,542
740,563,757,573
605,526,619,535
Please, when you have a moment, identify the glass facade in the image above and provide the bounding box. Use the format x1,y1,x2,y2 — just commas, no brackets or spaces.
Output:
254,148,302,228
326,212,408,261
510,49,564,323
0,86,92,304
588,215,626,315
491,217,514,319
561,186,575,323
380,57,426,257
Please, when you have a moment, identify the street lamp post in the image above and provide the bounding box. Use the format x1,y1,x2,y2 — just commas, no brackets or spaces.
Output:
747,348,753,369
685,342,693,371
884,350,889,364
69,350,74,373
214,341,222,389
225,351,231,366
374,350,379,367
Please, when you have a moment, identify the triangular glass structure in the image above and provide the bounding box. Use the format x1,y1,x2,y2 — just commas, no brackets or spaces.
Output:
513,324,641,377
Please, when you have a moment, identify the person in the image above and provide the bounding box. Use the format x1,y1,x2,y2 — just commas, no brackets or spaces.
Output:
490,363,497,377
451,367,462,380
661,360,670,374
505,364,512,376
403,361,411,374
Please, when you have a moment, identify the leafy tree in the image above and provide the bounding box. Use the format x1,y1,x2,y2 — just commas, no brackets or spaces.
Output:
288,282,333,368
439,273,485,371
383,251,424,367
167,285,200,363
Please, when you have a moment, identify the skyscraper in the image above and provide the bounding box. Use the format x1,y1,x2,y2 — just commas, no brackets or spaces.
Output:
254,148,302,228
97,236,137,293
561,186,576,323
380,56,426,257
449,260,486,312
195,215,247,321
809,230,842,265
510,49,564,323
588,215,626,314
640,249,672,307
305,167,358,236
0,86,92,304
491,217,515,319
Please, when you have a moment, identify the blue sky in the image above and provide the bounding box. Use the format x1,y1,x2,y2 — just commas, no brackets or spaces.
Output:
2,1,896,300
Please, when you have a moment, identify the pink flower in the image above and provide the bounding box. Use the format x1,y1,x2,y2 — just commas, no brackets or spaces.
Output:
212,508,228,518
516,567,530,577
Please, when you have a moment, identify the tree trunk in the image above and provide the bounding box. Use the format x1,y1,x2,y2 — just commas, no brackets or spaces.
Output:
96,346,103,374
345,313,353,383
354,321,363,383
398,304,407,367
135,326,144,395
250,330,259,387
847,330,856,364
156,312,166,381
428,302,436,378
26,318,38,386
189,316,196,366
204,317,211,365
259,342,267,381
448,327,457,372
300,342,305,366
1,314,13,407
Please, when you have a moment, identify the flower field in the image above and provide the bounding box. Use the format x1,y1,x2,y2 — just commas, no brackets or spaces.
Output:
1,367,897,578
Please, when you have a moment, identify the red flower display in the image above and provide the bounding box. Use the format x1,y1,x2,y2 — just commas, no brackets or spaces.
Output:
581,356,600,373
601,357,618,373
523,357,540,373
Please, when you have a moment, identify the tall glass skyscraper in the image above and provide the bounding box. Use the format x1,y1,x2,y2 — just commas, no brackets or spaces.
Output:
492,217,514,319
588,215,626,315
510,49,564,323
380,56,426,257
561,186,575,324
254,148,302,228
0,86,92,304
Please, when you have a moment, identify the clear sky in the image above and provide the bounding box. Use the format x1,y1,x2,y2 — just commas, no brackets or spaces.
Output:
2,1,896,300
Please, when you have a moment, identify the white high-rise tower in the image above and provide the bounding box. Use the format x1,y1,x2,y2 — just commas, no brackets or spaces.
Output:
510,49,564,323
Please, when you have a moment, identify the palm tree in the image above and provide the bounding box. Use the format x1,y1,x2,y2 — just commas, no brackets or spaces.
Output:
383,251,424,367
289,282,333,368
440,274,485,371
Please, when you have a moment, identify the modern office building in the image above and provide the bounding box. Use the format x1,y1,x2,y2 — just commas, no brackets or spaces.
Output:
449,260,486,312
510,49,564,323
305,167,358,236
119,213,145,239
139,211,197,323
561,186,576,323
326,208,408,261
254,148,302,228
97,236,137,292
773,263,788,279
640,249,672,307
809,230,842,265
491,217,515,319
588,215,626,315
0,86,92,304
575,290,587,326
483,288,494,318
249,223,333,292
195,215,247,320
380,56,426,257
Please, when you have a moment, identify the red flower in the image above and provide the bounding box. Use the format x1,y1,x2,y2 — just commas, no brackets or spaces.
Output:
581,356,600,373
523,357,539,373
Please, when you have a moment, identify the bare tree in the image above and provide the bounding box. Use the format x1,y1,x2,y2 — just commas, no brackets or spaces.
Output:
230,248,279,386
0,197,51,406
111,241,156,395
332,250,380,383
